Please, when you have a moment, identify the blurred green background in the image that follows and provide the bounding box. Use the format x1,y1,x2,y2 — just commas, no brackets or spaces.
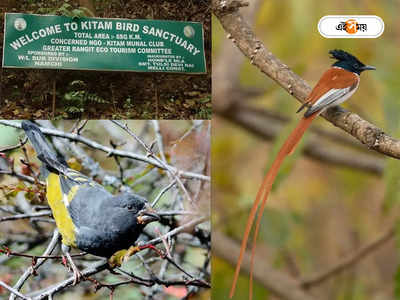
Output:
213,0,400,299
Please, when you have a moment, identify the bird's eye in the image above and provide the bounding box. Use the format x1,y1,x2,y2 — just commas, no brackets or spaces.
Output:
353,63,359,68
127,205,133,210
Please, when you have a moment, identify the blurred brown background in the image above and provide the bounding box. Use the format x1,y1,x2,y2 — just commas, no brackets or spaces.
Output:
212,0,400,299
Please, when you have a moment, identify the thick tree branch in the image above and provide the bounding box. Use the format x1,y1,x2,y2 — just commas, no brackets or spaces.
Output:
212,0,400,159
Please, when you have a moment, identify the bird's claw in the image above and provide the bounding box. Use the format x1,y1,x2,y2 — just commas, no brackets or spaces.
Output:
72,268,83,286
61,254,83,285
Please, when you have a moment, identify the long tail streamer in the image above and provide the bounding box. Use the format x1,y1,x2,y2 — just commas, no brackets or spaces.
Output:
229,112,318,299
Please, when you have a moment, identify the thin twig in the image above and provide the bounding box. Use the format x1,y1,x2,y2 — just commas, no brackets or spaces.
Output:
151,120,167,163
0,246,85,260
142,216,209,246
114,268,210,288
111,121,196,205
0,280,31,300
10,230,60,300
157,210,200,216
29,261,108,300
151,180,177,207
0,170,40,185
0,137,28,152
0,211,51,223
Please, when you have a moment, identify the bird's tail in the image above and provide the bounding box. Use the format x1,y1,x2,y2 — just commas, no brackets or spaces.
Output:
229,112,318,299
21,121,67,175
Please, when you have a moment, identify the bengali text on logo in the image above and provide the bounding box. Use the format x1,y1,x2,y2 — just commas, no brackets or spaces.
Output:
318,15,384,38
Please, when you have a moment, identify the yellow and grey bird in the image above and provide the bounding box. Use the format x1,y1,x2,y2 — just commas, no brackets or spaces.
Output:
21,121,160,283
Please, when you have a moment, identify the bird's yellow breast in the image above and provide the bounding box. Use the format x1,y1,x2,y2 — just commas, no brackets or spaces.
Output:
46,173,77,247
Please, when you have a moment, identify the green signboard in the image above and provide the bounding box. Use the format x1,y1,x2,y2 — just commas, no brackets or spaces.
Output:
2,13,206,73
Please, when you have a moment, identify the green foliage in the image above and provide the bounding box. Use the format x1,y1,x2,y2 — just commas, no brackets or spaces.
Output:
195,101,212,119
37,1,94,17
123,97,134,110
63,80,108,116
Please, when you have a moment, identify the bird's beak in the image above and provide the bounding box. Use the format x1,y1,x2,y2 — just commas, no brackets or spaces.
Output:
361,65,376,71
137,204,160,225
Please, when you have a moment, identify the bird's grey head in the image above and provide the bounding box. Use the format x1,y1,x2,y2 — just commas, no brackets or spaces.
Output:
115,194,160,225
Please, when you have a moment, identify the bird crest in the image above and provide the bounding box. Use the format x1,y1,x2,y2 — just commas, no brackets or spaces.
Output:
329,49,363,65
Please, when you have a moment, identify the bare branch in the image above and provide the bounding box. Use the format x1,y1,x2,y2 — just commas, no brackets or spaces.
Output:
111,120,196,206
0,280,30,300
151,180,177,207
151,120,167,163
10,230,60,300
0,211,51,223
0,137,28,152
0,170,39,184
143,216,209,247
29,261,108,300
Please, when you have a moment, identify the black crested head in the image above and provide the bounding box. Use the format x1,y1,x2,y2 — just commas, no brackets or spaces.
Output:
329,49,375,74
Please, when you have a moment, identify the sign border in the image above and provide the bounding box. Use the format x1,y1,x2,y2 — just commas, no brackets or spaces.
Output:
2,12,207,74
